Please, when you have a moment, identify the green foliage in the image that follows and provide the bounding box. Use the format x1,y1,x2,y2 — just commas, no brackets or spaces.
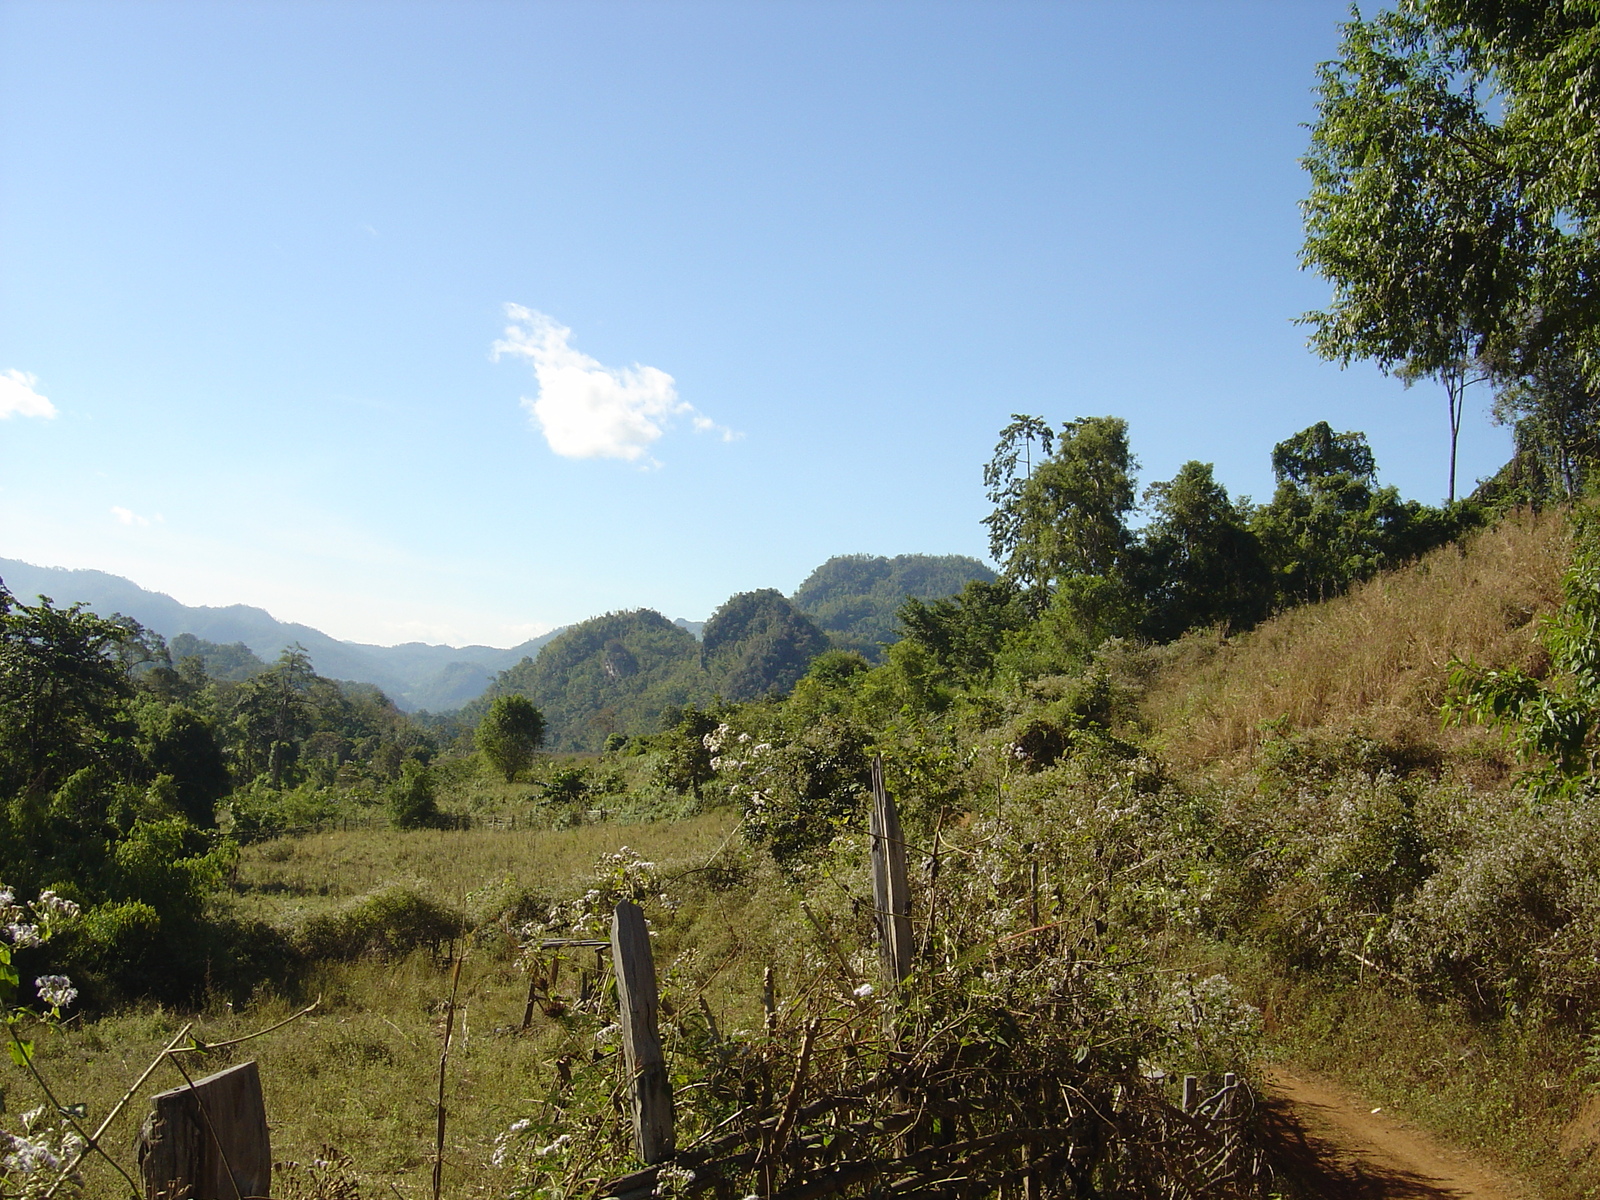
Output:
649,705,722,801
388,762,444,830
983,415,1138,607
1489,342,1600,506
0,589,138,798
702,589,829,702
226,647,319,787
717,713,871,865
294,886,463,961
802,648,871,689
790,554,995,659
136,701,229,827
540,765,591,807
1448,504,1600,796
475,694,545,782
1135,462,1271,640
1299,6,1546,500
1252,422,1472,604
897,579,1030,685
168,633,267,682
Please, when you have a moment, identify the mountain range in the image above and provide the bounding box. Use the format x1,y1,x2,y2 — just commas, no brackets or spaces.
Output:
0,559,563,712
0,552,993,715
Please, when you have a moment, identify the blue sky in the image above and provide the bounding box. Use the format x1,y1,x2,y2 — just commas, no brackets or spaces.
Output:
0,0,1512,648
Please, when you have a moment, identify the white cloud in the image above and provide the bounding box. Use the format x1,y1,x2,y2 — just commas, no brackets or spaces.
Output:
0,371,57,420
493,305,735,462
110,506,151,527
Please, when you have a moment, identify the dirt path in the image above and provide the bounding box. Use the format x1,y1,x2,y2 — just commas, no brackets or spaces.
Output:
1260,1067,1536,1199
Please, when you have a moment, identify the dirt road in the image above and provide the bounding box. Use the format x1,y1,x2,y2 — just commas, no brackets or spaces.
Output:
1261,1067,1537,1199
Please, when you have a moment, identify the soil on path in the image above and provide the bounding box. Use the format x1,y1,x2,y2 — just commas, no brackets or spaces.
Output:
1260,1067,1537,1199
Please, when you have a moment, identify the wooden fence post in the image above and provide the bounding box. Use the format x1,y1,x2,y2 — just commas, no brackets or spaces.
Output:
870,755,913,985
612,900,675,1164
1182,1075,1199,1114
138,1060,270,1200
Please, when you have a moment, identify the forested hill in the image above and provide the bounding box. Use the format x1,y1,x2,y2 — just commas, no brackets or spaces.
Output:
791,554,996,658
469,591,832,751
0,558,560,712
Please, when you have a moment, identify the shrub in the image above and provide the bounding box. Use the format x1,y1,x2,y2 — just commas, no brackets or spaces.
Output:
387,762,444,829
295,886,463,961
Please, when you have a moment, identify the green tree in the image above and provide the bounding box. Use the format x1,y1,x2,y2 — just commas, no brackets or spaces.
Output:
1299,6,1554,501
982,415,1138,609
651,705,720,800
475,694,546,782
139,704,230,828
1491,339,1600,504
1136,462,1272,641
228,647,317,787
0,586,138,797
388,761,444,829
1253,422,1466,605
898,579,1031,684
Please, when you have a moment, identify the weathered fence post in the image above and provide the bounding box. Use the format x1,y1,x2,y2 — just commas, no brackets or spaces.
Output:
1182,1075,1199,1114
138,1060,270,1200
870,755,912,985
612,900,675,1164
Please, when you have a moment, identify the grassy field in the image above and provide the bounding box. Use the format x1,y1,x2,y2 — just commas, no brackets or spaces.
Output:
6,812,786,1199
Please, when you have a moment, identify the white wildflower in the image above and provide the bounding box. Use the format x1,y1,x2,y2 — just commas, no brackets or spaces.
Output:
852,983,874,998
4,1134,60,1176
536,1133,574,1157
35,975,76,1010
32,891,79,921
7,923,40,949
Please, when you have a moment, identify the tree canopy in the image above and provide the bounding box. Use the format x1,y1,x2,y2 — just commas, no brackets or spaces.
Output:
1300,1,1600,501
475,694,546,782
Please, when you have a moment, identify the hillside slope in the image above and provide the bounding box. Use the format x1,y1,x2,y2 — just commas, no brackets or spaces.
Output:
472,609,711,750
1140,508,1568,772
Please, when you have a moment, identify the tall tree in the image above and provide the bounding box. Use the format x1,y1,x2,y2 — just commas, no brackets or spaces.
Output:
0,585,138,797
228,647,317,787
1492,337,1600,503
1299,5,1553,501
1136,462,1272,641
982,415,1137,608
1252,422,1460,604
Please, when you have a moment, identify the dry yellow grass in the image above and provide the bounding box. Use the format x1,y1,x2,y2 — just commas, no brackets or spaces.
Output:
1142,509,1570,772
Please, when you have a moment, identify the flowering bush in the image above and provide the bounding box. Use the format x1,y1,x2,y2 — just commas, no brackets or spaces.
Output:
711,716,871,866
0,885,84,1198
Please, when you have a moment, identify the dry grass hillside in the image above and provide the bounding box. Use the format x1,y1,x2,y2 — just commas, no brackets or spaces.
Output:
1141,508,1570,774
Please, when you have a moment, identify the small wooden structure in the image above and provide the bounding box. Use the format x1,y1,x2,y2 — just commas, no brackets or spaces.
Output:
138,1059,270,1200
869,755,912,985
612,899,675,1164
